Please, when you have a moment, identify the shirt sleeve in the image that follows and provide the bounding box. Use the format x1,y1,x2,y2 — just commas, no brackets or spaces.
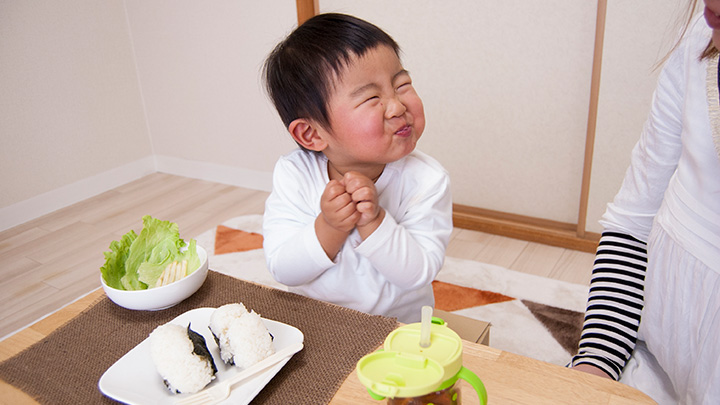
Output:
570,231,647,380
571,25,692,379
599,33,685,241
354,169,453,290
262,155,335,286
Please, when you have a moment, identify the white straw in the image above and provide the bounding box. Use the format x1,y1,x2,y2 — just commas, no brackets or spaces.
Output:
419,305,432,348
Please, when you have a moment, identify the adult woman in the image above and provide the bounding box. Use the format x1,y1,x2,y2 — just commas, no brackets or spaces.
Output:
571,1,720,403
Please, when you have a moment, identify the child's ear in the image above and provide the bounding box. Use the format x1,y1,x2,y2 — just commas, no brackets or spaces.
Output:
288,118,327,152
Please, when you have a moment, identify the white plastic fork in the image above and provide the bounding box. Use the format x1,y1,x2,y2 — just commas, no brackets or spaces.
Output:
175,342,304,405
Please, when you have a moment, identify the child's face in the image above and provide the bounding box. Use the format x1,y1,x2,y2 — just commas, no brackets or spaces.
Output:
320,45,425,175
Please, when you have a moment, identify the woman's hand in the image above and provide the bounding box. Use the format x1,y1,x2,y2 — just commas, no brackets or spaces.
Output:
572,364,613,379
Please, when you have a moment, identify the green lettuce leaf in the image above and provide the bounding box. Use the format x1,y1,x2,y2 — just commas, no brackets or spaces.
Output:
101,215,200,291
100,230,137,289
137,239,200,287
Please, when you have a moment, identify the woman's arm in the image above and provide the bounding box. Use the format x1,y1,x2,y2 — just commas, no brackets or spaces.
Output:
571,231,648,380
571,22,690,379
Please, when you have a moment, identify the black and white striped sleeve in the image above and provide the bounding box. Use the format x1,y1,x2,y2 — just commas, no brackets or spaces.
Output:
570,231,648,380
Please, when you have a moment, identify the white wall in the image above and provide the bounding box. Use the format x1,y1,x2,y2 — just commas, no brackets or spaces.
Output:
123,0,295,175
0,0,298,230
1,0,152,210
0,0,690,235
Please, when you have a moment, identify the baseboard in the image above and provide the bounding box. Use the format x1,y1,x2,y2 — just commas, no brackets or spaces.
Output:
0,156,156,232
2,160,600,253
453,204,600,253
154,155,273,193
0,156,274,233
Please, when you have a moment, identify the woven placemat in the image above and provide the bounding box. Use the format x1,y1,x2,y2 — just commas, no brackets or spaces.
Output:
0,271,399,404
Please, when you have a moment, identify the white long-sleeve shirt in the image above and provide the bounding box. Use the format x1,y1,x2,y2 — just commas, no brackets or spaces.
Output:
263,149,452,323
601,17,720,270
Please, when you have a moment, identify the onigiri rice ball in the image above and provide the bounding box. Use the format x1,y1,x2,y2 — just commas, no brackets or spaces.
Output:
208,303,275,368
149,323,217,394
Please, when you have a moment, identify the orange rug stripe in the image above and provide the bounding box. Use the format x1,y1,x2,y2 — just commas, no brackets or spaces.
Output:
214,225,264,255
432,280,515,311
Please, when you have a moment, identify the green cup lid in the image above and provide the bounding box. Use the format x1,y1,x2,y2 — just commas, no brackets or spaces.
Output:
384,322,463,381
356,350,445,399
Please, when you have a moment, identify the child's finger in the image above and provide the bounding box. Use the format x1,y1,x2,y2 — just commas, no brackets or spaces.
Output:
329,191,354,209
343,171,373,193
323,202,360,232
350,187,375,204
324,180,347,198
355,200,372,213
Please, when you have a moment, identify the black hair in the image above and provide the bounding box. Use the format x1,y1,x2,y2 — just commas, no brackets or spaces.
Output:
262,13,400,136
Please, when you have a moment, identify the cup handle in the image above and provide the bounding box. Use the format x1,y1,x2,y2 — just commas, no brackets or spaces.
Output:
365,387,386,401
458,366,488,405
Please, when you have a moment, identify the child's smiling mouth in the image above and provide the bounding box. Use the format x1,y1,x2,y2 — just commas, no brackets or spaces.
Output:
394,125,412,137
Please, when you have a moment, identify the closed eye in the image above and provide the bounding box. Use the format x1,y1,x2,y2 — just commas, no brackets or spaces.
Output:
360,95,380,106
394,70,413,91
396,81,414,94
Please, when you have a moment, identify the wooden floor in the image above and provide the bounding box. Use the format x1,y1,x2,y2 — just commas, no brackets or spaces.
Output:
0,173,595,340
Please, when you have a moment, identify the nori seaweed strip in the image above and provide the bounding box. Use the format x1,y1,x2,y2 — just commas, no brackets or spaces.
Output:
163,379,180,393
186,323,217,374
210,328,220,347
209,327,236,366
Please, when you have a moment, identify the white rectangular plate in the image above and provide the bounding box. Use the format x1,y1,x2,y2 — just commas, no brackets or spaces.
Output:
98,307,304,405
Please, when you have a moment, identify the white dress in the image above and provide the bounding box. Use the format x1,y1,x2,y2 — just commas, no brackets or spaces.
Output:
600,17,720,404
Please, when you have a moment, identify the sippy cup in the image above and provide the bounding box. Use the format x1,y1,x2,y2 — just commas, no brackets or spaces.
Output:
356,307,488,404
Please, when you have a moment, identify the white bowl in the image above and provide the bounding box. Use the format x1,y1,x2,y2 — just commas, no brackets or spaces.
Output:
101,245,208,311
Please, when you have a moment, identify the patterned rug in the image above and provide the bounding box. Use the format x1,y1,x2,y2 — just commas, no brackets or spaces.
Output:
194,215,589,366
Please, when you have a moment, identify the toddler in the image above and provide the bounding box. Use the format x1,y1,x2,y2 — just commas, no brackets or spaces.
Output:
261,13,452,323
